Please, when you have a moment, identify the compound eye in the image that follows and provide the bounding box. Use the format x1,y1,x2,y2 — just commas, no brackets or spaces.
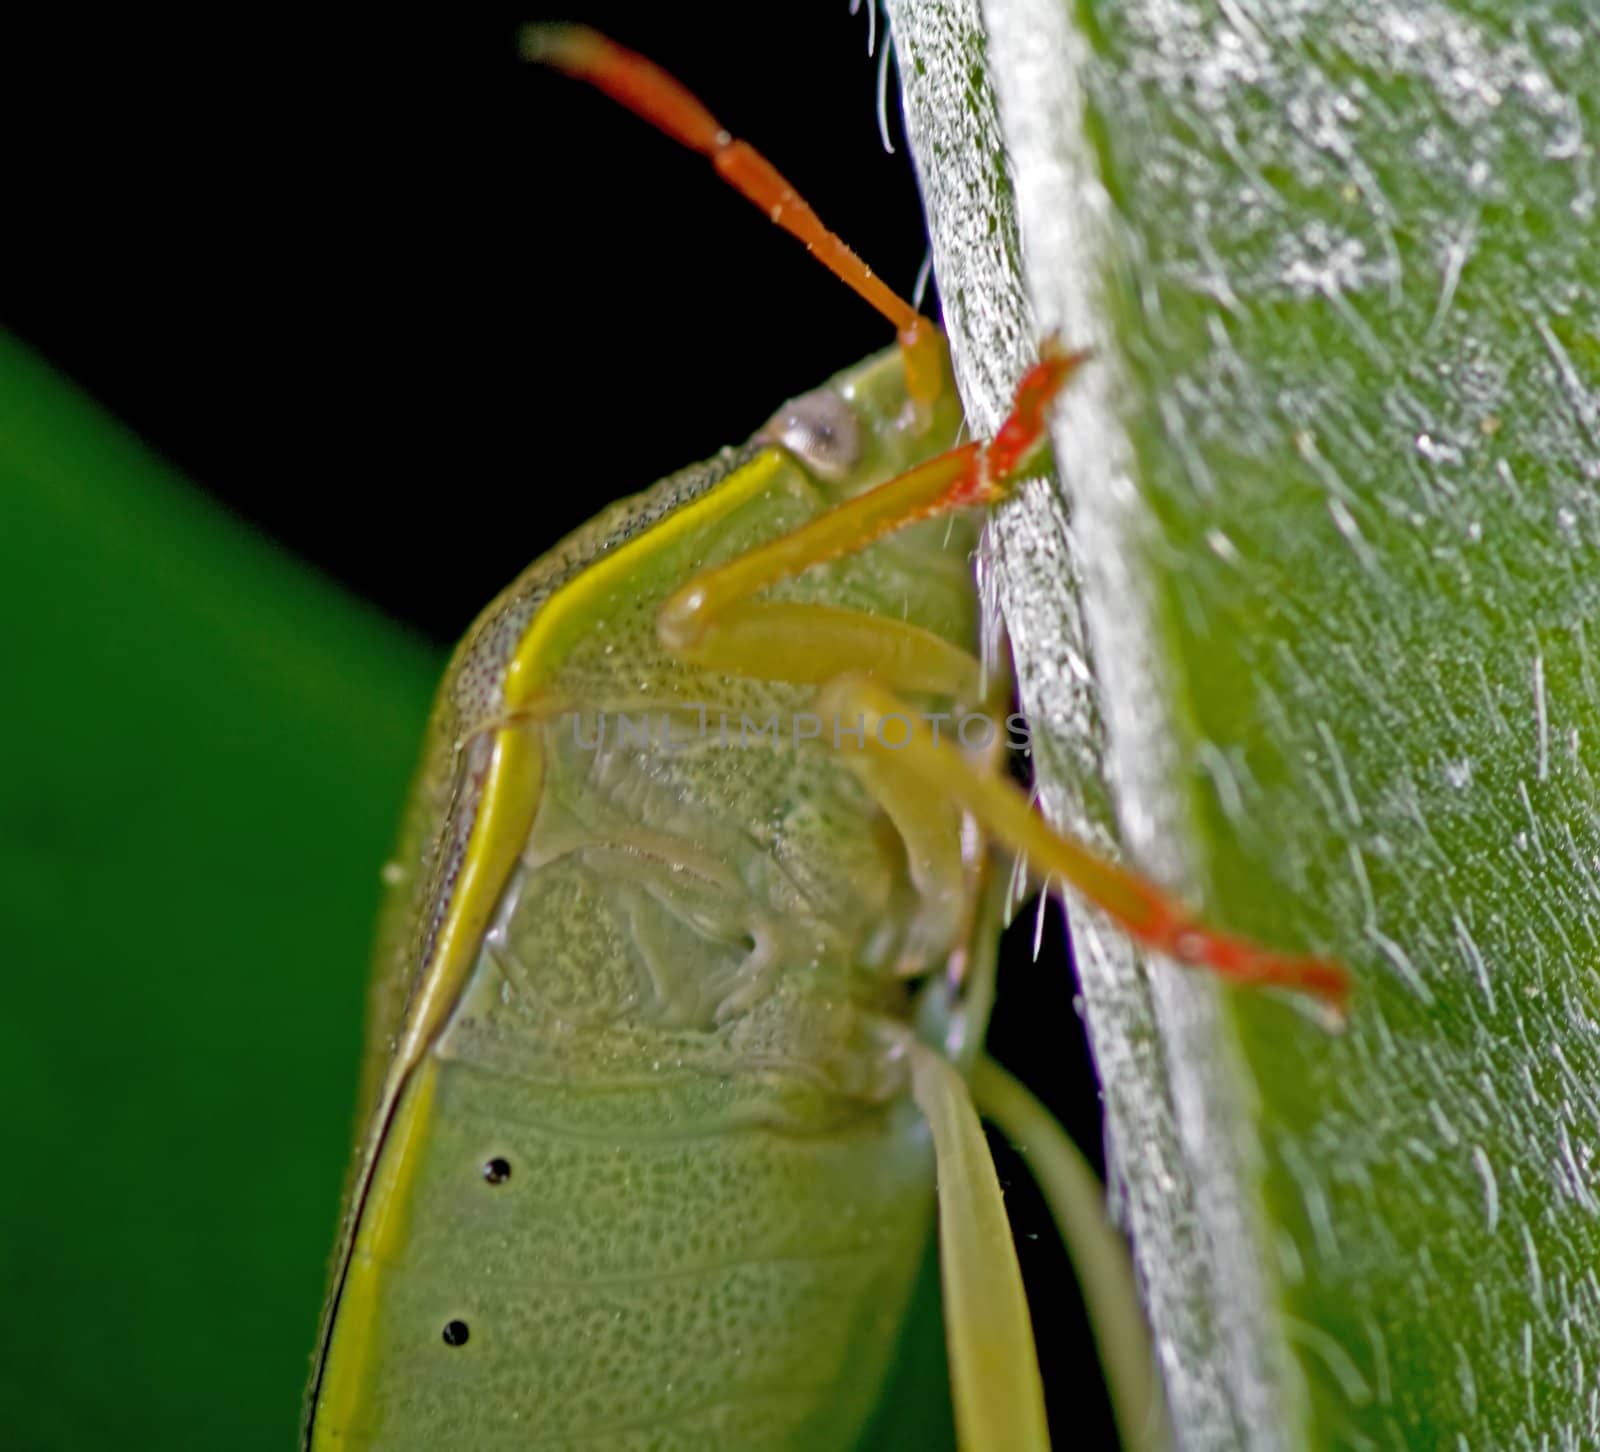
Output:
758,389,862,482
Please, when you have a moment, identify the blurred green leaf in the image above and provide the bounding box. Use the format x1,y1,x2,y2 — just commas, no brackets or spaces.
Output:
0,334,439,1447
891,0,1600,1444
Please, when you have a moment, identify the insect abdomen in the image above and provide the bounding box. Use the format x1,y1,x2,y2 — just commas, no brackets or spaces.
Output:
315,1047,933,1448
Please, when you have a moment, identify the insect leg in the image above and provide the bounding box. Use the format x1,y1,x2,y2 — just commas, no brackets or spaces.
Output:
657,343,1086,674
972,1057,1167,1452
904,1039,1051,1452
843,726,970,975
661,598,983,698
818,674,1351,1013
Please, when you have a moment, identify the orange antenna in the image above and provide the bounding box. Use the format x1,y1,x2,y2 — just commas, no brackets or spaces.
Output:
521,24,944,409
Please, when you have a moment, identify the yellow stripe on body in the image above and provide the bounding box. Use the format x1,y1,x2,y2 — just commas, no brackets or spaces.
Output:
312,448,791,1443
503,448,788,706
313,1061,441,1447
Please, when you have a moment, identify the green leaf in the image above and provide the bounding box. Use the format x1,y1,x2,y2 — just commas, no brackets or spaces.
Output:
0,334,440,1447
890,0,1600,1444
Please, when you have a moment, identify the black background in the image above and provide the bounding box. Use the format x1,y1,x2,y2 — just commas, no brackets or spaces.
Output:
6,3,1117,1442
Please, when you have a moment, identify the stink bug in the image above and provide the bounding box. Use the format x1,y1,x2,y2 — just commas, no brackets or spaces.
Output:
306,25,1346,1452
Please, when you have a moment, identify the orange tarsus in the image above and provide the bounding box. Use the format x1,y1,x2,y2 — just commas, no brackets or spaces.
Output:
1063,820,1350,1015
1163,917,1351,1018
521,23,943,410
1022,797,1351,1016
978,342,1088,494
919,339,1089,517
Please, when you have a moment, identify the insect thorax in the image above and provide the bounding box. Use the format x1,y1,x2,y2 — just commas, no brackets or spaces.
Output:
442,460,979,1127
398,347,978,1129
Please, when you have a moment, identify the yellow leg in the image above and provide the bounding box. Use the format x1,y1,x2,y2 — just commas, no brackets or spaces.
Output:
653,348,1087,705
907,1040,1051,1452
657,343,1087,667
973,1057,1169,1452
645,336,1347,1012
847,727,970,975
819,675,1350,1013
663,598,982,700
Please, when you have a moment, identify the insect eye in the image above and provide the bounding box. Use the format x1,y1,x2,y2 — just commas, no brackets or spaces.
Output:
442,1319,470,1347
482,1156,512,1185
759,388,862,481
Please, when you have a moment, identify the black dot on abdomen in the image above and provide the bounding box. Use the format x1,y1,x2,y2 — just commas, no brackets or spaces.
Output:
441,1319,470,1348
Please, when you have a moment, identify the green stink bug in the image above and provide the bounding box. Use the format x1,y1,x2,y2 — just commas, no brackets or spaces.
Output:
305,26,1347,1451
